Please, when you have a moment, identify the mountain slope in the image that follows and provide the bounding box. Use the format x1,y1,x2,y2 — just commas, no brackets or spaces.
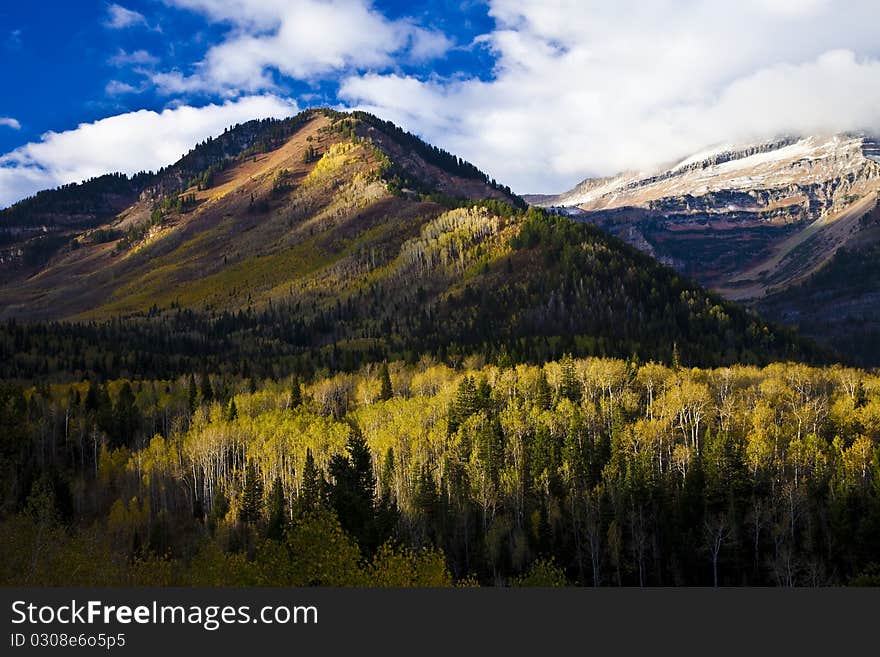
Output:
528,134,880,300
0,110,822,381
757,201,880,365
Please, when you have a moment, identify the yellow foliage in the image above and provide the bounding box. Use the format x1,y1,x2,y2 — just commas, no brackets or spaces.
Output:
369,543,453,587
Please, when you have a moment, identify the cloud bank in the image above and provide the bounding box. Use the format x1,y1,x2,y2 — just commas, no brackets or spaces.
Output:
153,0,451,95
0,95,296,207
340,0,880,193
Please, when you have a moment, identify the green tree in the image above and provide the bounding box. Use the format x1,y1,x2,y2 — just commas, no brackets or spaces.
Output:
297,449,324,515
266,477,286,540
239,462,264,524
560,354,581,403
290,376,303,409
113,382,139,448
225,398,238,422
449,375,479,434
379,363,393,401
200,373,214,405
536,371,553,410
329,430,378,553
187,374,197,414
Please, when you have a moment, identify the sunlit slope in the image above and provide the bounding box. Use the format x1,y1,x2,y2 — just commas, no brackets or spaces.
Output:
0,112,510,320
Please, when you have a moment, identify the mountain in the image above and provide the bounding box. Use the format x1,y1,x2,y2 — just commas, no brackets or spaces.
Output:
528,134,880,363
0,109,820,381
756,208,880,365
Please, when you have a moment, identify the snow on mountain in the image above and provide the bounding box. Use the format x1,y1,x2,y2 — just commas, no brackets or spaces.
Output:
530,133,880,305
541,134,880,213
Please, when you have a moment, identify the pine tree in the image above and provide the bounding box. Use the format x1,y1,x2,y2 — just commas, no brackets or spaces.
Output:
379,363,393,401
536,370,553,410
290,376,302,409
239,461,264,524
200,373,214,404
329,429,377,553
266,477,286,540
113,382,139,447
84,382,98,414
376,448,400,547
560,354,582,402
413,464,440,541
95,385,115,437
187,373,197,414
475,376,492,412
297,448,323,515
379,447,395,501
449,375,479,434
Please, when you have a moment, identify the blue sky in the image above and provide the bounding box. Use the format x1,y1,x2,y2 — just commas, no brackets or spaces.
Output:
2,1,880,207
0,1,493,155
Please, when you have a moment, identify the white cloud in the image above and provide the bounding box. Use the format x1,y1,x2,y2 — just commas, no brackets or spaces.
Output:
108,48,159,67
407,26,454,63
0,95,296,207
105,80,142,95
105,3,148,29
152,0,451,94
0,117,21,130
339,0,880,193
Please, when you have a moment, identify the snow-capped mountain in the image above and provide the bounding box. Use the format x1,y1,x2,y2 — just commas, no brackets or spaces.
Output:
536,134,880,214
528,134,880,302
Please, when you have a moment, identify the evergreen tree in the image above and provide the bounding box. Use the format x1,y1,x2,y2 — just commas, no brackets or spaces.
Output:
95,385,115,437
84,382,99,414
239,461,264,524
449,376,479,434
560,354,582,402
297,449,323,515
187,374,197,414
266,477,286,540
329,430,377,553
475,376,493,412
536,371,553,410
290,376,302,409
379,447,395,501
376,448,400,546
113,382,139,447
379,363,393,401
413,464,440,543
200,373,214,405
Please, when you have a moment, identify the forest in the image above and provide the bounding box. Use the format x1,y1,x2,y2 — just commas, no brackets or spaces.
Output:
1,356,878,586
